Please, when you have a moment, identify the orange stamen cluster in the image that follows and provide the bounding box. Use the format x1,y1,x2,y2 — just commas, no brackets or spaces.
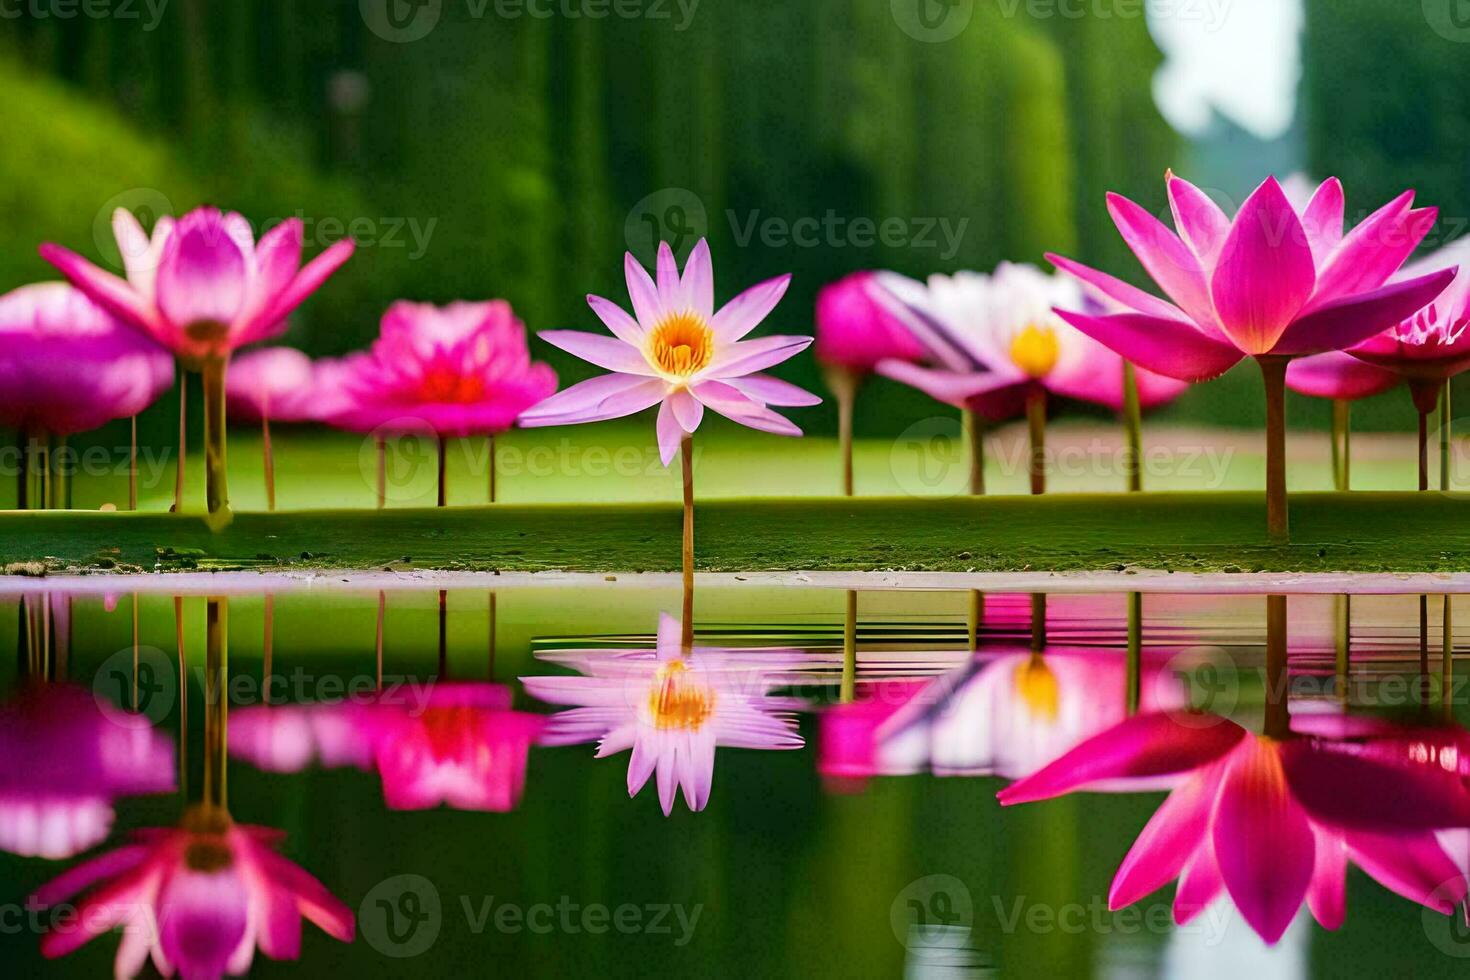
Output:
647,312,714,379
647,660,716,731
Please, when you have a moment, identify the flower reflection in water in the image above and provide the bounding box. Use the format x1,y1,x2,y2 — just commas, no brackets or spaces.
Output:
820,647,1185,789
522,613,804,816
228,701,376,774
998,711,1470,944
32,803,354,979
0,683,174,860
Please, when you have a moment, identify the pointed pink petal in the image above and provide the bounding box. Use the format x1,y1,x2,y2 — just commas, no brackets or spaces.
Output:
1305,191,1420,308
709,274,792,342
253,238,355,339
1281,734,1470,831
682,239,714,318
998,712,1246,805
1286,351,1400,400
39,243,160,335
656,749,678,815
1212,738,1315,945
724,373,822,407
1107,192,1220,331
31,843,152,908
113,208,162,299
1054,308,1243,382
538,329,654,375
625,253,663,326
257,888,303,960
1046,253,1192,322
1347,830,1468,914
656,241,683,309
1174,839,1225,925
692,380,803,436
1274,268,1458,356
519,374,665,426
1307,827,1347,930
669,387,704,431
1109,770,1216,909
587,294,644,345
656,398,683,466
1302,178,1345,264
1167,174,1231,265
703,334,811,377
243,219,305,325
1210,177,1316,354
875,359,1026,409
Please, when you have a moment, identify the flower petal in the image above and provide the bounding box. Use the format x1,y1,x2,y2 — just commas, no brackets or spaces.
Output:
1167,173,1231,265
1285,351,1400,400
997,712,1246,805
1046,252,1192,323
625,252,663,327
692,380,803,436
1306,827,1347,930
682,239,714,319
1302,177,1346,265
1174,839,1225,925
1280,733,1470,831
1346,830,1469,914
587,294,645,345
1274,268,1459,357
1053,308,1243,382
518,373,663,426
1305,191,1422,308
669,387,704,432
875,359,1026,409
703,334,812,378
1109,770,1216,909
538,330,655,375
1210,176,1316,354
156,212,251,329
656,398,683,466
709,274,792,342
656,241,684,310
38,243,160,335
1107,192,1220,331
251,238,356,341
724,373,822,407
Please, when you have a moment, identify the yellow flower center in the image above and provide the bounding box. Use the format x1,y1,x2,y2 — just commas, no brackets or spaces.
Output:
647,311,714,379
1009,324,1060,378
1013,654,1059,721
647,660,716,731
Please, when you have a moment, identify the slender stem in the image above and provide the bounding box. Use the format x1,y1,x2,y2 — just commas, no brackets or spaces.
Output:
963,409,985,495
487,435,497,504
131,593,140,711
1264,594,1289,739
50,435,68,509
201,357,229,520
39,437,50,511
27,435,42,511
261,416,276,512
1259,356,1290,540
203,596,227,811
174,595,188,800
1030,593,1047,653
487,591,497,680
436,435,447,508
1418,410,1430,492
1334,594,1350,704
173,372,187,512
129,416,138,510
1330,399,1348,492
1126,592,1142,715
840,590,857,704
1421,593,1431,693
438,589,448,679
681,433,695,651
15,430,26,510
836,374,856,497
967,589,984,649
375,590,385,691
1122,361,1143,493
375,436,386,510
1442,595,1453,722
1026,387,1047,495
262,594,274,705
1441,381,1452,491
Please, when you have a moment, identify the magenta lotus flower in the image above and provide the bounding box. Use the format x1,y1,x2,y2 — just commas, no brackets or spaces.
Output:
228,702,376,774
0,283,172,437
998,712,1470,943
1286,351,1400,401
817,680,930,789
519,240,819,465
1349,237,1470,413
328,300,557,438
0,684,174,859
371,683,545,812
873,263,1188,420
41,208,355,366
32,805,354,978
815,271,925,374
225,347,317,424
522,613,804,815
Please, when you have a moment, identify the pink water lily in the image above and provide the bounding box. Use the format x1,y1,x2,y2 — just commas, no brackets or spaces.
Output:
0,684,174,859
225,347,317,424
522,613,804,815
519,240,819,465
1286,351,1399,401
815,271,925,375
0,283,173,437
42,208,354,365
32,805,354,978
998,712,1470,944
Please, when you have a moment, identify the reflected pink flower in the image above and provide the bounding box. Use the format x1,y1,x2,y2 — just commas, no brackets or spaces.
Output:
32,805,354,978
1350,237,1470,411
228,702,376,774
42,207,354,365
0,684,174,859
225,347,316,424
0,283,172,436
1286,350,1399,400
1046,175,1454,380
817,680,929,790
872,262,1188,420
522,613,804,815
998,712,1470,944
520,240,819,465
327,301,557,438
371,683,545,812
815,271,925,374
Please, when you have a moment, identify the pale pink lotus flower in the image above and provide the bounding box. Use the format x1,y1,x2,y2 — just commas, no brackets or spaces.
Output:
1349,236,1470,412
522,613,804,815
41,208,354,366
0,684,174,859
1286,350,1399,401
814,271,925,375
225,347,317,424
998,712,1470,944
326,300,557,438
228,702,376,774
519,240,819,465
0,283,172,436
1046,174,1454,380
872,262,1189,420
32,805,354,978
